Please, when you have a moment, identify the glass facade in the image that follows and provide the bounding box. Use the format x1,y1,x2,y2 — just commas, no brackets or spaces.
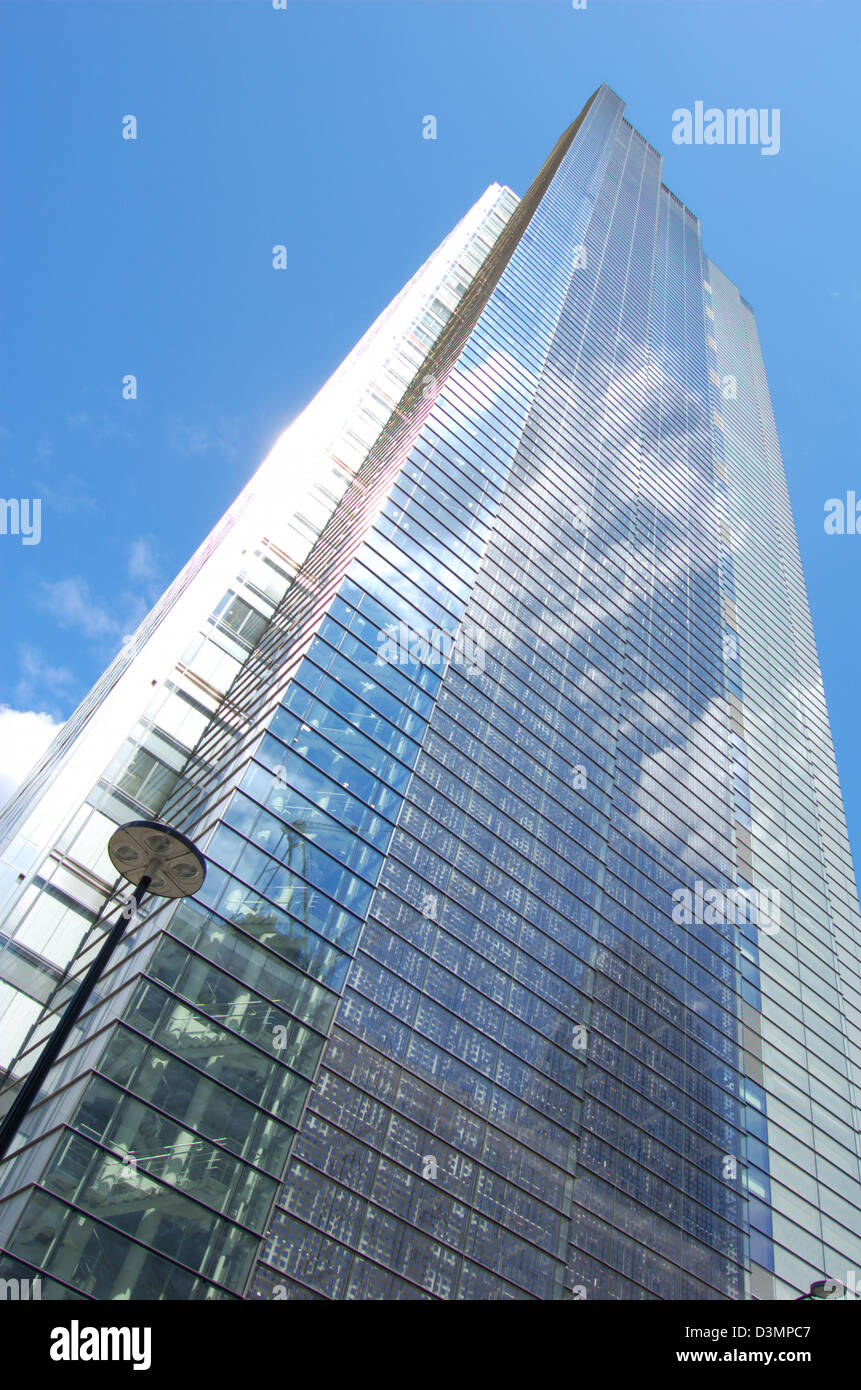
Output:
1,84,859,1302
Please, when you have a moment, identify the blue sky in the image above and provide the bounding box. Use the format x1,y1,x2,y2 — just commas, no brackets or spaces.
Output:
1,0,859,867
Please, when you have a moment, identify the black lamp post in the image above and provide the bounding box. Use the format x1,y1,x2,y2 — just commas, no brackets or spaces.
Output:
0,820,205,1163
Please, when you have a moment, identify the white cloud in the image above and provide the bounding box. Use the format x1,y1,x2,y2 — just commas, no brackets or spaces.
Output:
64,410,127,442
16,645,77,711
35,472,97,514
168,415,242,462
34,434,53,465
38,576,120,641
36,564,158,666
0,706,64,808
128,536,160,585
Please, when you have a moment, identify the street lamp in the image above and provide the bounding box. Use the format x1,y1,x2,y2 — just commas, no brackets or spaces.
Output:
0,819,205,1162
796,1279,843,1300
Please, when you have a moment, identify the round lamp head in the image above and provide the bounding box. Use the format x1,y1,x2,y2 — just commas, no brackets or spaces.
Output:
809,1279,842,1300
108,820,206,899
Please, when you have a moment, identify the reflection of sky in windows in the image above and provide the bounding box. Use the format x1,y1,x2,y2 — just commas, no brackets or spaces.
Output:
247,89,773,1301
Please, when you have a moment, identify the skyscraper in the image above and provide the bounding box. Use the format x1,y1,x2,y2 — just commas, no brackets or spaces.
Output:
1,83,859,1301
